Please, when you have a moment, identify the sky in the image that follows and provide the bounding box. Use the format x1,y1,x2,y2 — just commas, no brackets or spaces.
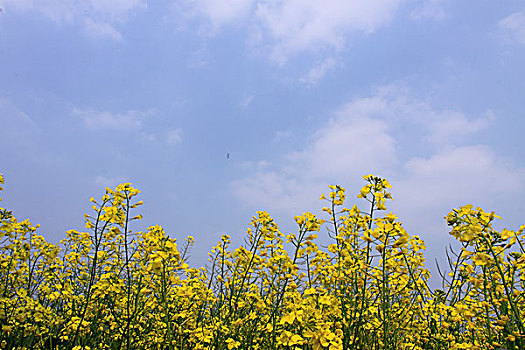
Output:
1,0,525,286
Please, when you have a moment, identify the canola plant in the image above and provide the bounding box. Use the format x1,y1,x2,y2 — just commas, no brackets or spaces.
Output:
0,173,524,350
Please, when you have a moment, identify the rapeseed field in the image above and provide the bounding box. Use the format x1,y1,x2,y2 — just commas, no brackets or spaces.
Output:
0,173,523,349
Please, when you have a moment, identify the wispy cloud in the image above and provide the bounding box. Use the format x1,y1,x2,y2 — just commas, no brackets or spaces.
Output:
409,0,448,21
166,129,183,145
74,108,153,131
273,130,294,143
334,84,493,149
1,0,146,40
231,94,399,214
254,0,401,65
286,114,397,181
423,110,493,147
238,94,254,108
392,145,525,244
173,0,401,66
499,11,525,45
231,85,524,239
398,145,524,207
173,0,254,34
94,175,128,188
0,98,40,131
187,46,214,68
89,0,146,19
299,57,338,86
0,98,42,155
83,18,123,41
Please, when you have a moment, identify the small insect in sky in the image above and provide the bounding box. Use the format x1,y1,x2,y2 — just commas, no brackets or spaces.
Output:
226,153,230,159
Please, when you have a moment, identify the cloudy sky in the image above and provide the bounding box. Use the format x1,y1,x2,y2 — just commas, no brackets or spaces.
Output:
1,0,525,283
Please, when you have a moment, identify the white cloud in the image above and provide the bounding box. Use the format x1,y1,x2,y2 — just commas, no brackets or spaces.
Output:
287,115,397,181
83,18,123,41
232,171,311,212
0,98,42,153
390,145,525,251
187,46,214,68
173,0,400,65
89,0,146,19
254,0,400,64
173,0,254,33
231,88,524,284
423,111,493,147
238,94,254,108
170,1,407,84
0,0,31,12
499,11,525,45
231,86,523,237
0,0,74,22
1,0,146,40
167,129,183,145
334,84,492,149
94,175,128,188
232,100,399,215
273,130,294,143
409,0,448,21
140,132,158,142
299,57,338,86
0,98,40,131
74,108,153,131
397,145,524,207
239,159,272,171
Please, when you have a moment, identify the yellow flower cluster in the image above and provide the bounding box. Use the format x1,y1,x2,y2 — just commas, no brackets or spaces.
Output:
0,172,524,349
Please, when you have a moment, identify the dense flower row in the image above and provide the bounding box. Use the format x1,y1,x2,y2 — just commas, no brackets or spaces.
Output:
0,172,524,350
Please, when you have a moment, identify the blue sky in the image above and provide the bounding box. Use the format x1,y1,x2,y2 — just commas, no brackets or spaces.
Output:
1,0,525,283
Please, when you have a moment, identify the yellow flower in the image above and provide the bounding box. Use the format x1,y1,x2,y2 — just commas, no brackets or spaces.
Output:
280,313,296,325
225,338,240,349
472,252,491,266
295,215,305,226
278,330,305,346
358,185,371,198
501,228,515,240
